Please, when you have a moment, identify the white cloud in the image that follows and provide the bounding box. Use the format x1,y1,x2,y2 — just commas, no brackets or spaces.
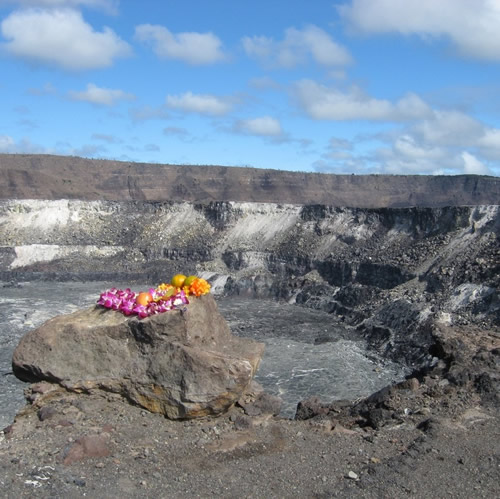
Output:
135,24,225,65
166,91,233,116
370,134,495,175
406,110,500,162
0,135,50,153
374,136,456,175
411,110,485,147
478,129,500,149
0,134,15,151
294,80,431,121
235,116,283,136
242,24,351,68
461,152,490,175
1,8,131,70
339,0,500,61
68,83,134,106
476,128,500,161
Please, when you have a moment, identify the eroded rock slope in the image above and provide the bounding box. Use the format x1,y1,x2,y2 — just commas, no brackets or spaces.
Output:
1,200,498,370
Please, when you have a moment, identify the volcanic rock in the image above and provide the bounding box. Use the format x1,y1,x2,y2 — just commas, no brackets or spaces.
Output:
12,295,265,419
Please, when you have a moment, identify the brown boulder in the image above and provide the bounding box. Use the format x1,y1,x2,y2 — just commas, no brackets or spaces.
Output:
12,295,264,419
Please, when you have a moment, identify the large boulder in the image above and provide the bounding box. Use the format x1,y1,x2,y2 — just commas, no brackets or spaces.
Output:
12,295,265,419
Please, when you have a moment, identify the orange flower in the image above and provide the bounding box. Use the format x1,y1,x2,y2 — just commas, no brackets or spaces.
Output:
189,278,211,297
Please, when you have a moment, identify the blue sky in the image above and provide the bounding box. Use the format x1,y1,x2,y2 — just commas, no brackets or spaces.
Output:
1,0,500,176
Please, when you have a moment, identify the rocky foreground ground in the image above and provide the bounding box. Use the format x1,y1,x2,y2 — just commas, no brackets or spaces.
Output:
1,322,498,499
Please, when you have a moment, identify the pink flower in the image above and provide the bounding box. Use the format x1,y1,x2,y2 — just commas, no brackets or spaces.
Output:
98,286,191,319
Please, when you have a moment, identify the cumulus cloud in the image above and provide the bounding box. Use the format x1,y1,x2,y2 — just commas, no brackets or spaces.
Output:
234,116,283,137
461,152,490,175
476,129,500,162
0,134,15,151
68,83,134,106
314,111,499,176
135,24,226,65
411,110,485,147
370,135,456,175
368,130,496,175
404,110,500,162
242,24,351,68
0,135,50,153
339,0,500,61
166,91,233,116
0,8,131,70
478,129,500,150
294,80,431,121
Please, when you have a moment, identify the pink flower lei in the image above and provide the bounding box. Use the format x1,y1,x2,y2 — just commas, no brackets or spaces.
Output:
98,286,189,319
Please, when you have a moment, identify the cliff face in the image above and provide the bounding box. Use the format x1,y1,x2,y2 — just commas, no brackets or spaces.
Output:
1,200,495,281
1,154,499,369
1,154,499,207
1,200,498,345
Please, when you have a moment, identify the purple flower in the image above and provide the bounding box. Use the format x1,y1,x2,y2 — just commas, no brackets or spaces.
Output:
98,285,191,319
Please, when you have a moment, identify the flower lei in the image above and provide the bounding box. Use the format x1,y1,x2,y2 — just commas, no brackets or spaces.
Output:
97,276,211,319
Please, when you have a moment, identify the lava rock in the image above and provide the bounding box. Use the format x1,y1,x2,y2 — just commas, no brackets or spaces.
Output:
62,435,111,465
12,295,265,419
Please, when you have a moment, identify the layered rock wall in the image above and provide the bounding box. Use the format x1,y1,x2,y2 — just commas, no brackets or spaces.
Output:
1,200,497,292
1,154,499,207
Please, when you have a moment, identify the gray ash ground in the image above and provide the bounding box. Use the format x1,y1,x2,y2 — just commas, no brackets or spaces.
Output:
0,281,499,498
0,281,406,426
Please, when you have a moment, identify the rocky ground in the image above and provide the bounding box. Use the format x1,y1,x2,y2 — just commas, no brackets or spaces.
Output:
1,156,498,497
1,321,498,498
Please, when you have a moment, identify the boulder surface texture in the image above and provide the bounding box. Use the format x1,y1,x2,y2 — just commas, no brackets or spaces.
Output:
12,295,264,419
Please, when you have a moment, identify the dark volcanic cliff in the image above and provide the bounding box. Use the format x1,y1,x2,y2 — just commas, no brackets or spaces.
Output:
1,153,499,207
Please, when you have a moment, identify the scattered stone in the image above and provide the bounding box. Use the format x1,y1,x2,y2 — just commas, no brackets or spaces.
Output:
294,396,330,420
239,392,283,417
401,377,420,391
37,406,57,421
62,435,111,465
231,414,253,431
346,471,359,480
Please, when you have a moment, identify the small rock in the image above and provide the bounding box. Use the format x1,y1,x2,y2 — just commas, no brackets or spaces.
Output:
232,414,253,431
62,435,111,465
416,407,431,415
38,406,57,421
346,471,359,480
240,392,282,417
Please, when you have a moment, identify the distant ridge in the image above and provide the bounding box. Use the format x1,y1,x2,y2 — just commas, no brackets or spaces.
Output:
1,154,498,208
